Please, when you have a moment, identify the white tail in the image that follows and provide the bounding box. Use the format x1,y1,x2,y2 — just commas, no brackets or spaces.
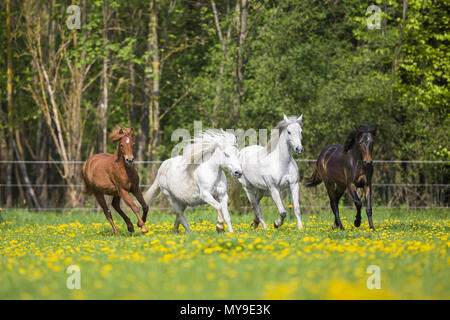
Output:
144,178,161,205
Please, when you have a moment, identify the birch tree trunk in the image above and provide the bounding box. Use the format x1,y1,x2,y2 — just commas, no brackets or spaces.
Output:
98,1,110,153
6,0,41,210
148,0,161,162
23,0,93,207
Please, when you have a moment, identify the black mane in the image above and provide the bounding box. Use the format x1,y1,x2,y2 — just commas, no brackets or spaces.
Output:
343,130,357,152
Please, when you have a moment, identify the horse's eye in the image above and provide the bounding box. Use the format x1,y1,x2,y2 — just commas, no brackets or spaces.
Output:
224,152,229,158
287,130,291,135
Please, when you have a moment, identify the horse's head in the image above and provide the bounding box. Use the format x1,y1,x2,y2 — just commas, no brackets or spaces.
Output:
219,142,242,178
110,126,135,166
283,114,304,155
213,132,242,178
355,125,377,166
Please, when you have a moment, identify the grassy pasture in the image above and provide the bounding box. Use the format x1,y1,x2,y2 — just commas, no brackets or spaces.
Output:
0,208,448,299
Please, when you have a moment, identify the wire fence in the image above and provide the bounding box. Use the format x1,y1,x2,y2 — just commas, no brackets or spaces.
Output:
0,159,449,212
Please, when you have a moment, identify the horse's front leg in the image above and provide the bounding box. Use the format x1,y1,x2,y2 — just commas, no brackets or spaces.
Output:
348,183,362,228
289,181,303,231
269,186,287,229
199,189,225,233
364,184,375,230
120,189,148,234
217,182,233,233
132,189,149,223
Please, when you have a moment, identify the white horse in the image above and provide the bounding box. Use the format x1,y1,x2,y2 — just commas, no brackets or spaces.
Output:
238,114,304,231
144,130,242,233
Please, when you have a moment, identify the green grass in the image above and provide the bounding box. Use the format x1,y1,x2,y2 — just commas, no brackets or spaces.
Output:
0,208,449,299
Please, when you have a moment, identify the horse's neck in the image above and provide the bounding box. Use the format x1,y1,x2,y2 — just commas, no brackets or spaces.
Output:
348,145,363,171
199,149,222,177
272,133,292,167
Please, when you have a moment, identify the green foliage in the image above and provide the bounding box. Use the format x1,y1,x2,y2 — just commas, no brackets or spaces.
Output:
0,0,448,207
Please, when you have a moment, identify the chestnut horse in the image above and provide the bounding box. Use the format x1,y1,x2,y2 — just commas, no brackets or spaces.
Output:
305,125,377,230
82,126,148,235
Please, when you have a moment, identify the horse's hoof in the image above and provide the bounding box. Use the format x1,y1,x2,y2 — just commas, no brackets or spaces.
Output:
354,219,361,228
216,226,225,233
274,221,281,229
332,223,345,231
140,226,148,234
250,220,259,229
127,226,135,233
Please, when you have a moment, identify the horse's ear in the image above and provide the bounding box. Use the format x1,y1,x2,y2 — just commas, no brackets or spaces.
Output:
130,127,135,136
297,114,303,124
371,125,378,135
119,128,124,135
283,114,289,122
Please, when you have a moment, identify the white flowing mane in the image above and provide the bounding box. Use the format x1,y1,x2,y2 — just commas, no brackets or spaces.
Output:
266,115,301,153
183,129,237,166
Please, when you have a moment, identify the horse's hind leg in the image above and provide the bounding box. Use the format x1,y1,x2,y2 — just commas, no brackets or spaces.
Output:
111,196,134,233
326,183,345,230
173,214,182,233
244,187,266,230
94,192,120,236
171,198,190,233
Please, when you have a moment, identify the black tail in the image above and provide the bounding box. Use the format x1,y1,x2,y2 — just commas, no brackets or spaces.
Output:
305,167,322,187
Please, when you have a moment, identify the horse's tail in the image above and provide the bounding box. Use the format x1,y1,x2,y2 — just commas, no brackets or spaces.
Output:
305,167,322,187
144,177,161,205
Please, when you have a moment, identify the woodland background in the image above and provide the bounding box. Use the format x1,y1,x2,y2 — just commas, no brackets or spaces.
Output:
0,0,448,211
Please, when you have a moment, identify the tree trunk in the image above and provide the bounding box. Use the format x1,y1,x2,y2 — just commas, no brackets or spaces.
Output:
231,0,248,125
5,0,13,207
98,1,110,153
147,0,161,162
12,138,41,210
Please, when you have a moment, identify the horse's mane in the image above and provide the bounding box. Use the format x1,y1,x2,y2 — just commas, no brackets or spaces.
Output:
183,129,237,163
266,116,300,153
183,129,237,175
343,124,377,152
109,126,134,143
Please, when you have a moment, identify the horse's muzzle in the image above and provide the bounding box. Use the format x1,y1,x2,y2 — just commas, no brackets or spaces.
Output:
234,170,243,178
125,157,135,165
294,146,304,154
363,160,373,167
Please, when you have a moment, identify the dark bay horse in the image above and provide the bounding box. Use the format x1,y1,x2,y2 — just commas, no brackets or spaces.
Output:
305,125,377,230
82,126,149,236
